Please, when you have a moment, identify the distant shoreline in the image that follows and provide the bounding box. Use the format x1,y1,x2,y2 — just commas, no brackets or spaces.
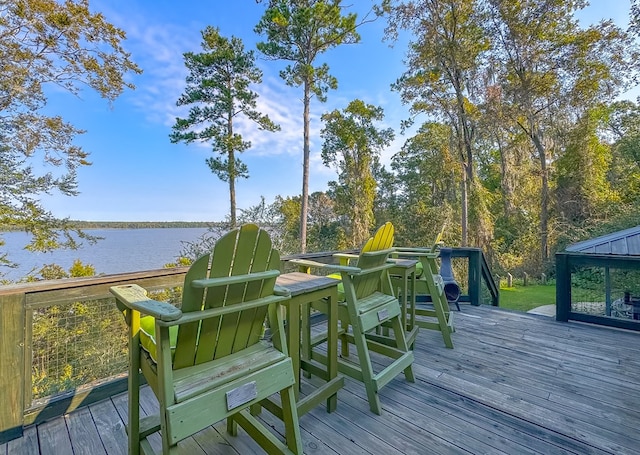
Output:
0,221,221,231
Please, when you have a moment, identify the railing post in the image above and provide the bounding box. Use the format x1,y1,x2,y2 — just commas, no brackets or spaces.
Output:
468,249,481,306
0,292,26,443
555,253,571,322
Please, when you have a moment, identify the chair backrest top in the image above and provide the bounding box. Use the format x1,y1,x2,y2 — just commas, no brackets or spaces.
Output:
362,222,394,253
431,224,446,252
347,223,395,300
174,224,280,368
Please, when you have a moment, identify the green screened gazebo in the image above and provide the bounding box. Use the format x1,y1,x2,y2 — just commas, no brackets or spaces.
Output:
563,225,640,322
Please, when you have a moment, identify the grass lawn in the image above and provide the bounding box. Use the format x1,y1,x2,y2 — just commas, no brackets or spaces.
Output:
498,284,556,312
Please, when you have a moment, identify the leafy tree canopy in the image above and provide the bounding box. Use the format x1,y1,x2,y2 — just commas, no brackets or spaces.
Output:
321,99,394,247
170,26,278,228
0,0,141,264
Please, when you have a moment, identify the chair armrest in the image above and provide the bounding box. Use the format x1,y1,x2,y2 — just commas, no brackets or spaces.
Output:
347,262,395,277
288,258,330,269
334,253,358,260
191,269,280,288
333,252,359,266
110,284,182,322
273,284,291,297
289,258,361,274
394,247,439,259
326,262,395,278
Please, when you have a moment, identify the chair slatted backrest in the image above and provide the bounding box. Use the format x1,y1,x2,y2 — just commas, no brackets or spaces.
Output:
349,222,395,300
173,224,279,369
361,222,394,253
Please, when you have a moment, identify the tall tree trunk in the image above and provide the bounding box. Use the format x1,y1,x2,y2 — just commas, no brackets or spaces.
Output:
228,114,236,229
454,83,474,247
531,130,549,261
497,138,515,215
461,164,468,247
228,149,236,229
300,80,311,253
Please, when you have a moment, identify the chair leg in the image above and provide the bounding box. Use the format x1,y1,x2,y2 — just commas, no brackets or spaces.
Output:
227,416,238,436
128,374,141,455
159,402,175,455
351,326,382,415
280,384,304,454
340,318,350,358
390,316,415,383
127,342,141,455
436,295,454,348
301,301,312,379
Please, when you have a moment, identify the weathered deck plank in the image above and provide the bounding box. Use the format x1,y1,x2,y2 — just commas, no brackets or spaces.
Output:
37,414,74,454
4,424,38,454
411,309,640,454
88,398,127,455
65,406,107,455
5,305,640,454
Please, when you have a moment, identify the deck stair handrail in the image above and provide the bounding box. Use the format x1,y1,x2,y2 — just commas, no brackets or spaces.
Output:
478,249,500,307
404,247,499,307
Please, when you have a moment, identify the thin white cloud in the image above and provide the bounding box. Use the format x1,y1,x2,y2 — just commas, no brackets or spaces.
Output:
98,1,404,198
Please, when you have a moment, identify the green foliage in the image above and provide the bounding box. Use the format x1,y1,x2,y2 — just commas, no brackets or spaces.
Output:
486,0,634,261
256,0,376,251
170,26,279,227
69,259,96,277
255,0,360,101
38,264,70,281
389,122,460,247
21,259,97,281
0,0,141,263
389,0,488,246
321,99,394,247
555,107,620,227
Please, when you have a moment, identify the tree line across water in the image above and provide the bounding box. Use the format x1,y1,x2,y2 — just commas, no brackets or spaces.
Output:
0,221,216,231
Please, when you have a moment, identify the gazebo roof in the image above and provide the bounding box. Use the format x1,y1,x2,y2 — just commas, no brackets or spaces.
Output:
566,225,640,255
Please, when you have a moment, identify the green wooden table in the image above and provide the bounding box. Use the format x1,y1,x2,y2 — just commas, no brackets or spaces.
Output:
275,272,344,415
389,259,419,347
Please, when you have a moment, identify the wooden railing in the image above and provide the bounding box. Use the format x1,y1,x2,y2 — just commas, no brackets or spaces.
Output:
0,247,497,443
0,267,190,443
0,250,346,443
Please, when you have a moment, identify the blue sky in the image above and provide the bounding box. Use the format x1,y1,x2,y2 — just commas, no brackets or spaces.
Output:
42,1,633,222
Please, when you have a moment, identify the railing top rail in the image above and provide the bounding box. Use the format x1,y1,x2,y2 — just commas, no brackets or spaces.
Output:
0,267,189,297
0,250,346,298
1,248,490,299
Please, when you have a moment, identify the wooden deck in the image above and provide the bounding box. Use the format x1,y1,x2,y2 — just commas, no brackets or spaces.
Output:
2,304,639,454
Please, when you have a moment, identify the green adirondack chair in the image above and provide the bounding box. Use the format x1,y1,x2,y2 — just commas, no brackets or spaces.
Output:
394,227,455,349
110,224,303,455
293,223,415,415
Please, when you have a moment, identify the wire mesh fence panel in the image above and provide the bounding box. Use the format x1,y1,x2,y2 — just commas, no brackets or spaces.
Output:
30,287,185,402
31,298,128,399
570,266,640,320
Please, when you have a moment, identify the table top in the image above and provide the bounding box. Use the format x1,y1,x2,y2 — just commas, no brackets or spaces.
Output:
276,272,339,296
388,258,418,269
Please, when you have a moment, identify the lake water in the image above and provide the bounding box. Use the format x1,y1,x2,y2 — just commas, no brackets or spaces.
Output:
0,228,211,281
